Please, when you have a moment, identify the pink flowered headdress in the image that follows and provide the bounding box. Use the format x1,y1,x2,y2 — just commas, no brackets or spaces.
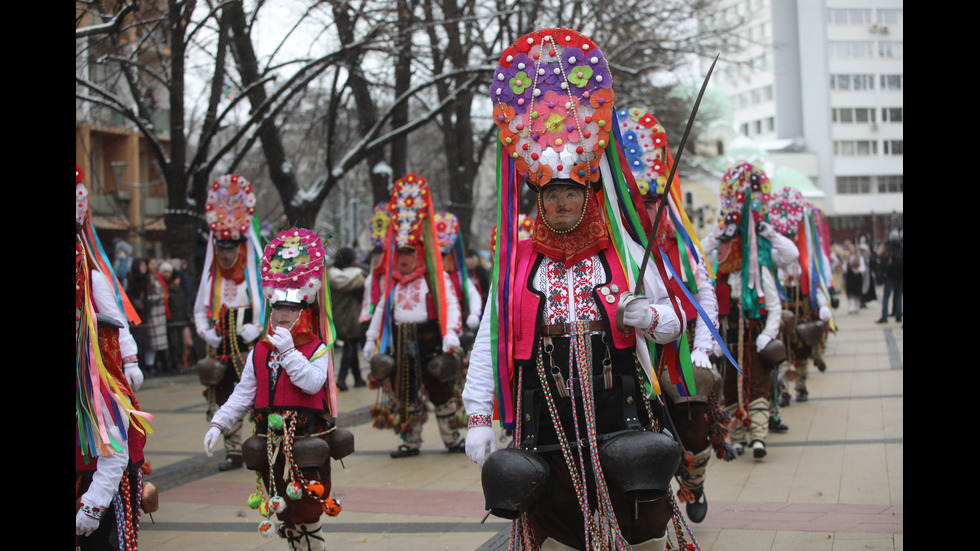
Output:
768,186,806,238
261,228,327,307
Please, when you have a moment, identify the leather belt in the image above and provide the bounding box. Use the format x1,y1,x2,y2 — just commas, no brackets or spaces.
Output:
539,321,605,336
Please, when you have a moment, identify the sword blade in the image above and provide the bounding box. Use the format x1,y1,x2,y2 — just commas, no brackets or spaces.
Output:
634,53,720,294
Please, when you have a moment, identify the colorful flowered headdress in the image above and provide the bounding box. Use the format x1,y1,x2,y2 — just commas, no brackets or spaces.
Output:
517,214,534,240
261,228,328,307
490,28,615,190
719,162,772,229
434,211,460,254
205,174,257,244
389,173,431,250
76,165,89,228
768,187,806,238
370,202,391,251
617,108,670,200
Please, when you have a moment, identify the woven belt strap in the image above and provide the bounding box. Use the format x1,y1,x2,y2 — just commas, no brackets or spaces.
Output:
539,321,605,336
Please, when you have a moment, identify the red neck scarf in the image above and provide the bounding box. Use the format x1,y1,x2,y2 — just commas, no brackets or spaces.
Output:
392,264,427,286
531,188,611,266
216,242,247,284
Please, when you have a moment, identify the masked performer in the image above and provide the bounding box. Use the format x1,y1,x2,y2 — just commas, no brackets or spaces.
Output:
204,228,347,550
363,174,466,458
464,29,690,551
193,174,265,471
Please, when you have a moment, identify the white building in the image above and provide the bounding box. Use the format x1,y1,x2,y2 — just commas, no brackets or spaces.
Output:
707,0,903,243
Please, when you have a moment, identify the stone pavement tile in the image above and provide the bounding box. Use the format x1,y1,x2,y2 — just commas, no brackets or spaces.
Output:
831,533,901,551
699,529,776,551
840,445,891,504
772,530,834,551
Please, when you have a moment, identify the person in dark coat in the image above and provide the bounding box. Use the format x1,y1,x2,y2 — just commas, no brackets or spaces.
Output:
329,247,367,390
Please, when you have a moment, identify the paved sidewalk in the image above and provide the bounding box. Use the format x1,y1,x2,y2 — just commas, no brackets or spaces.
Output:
134,299,902,550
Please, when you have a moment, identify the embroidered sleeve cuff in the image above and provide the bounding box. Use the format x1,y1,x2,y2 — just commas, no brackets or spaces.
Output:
467,414,492,428
80,502,105,520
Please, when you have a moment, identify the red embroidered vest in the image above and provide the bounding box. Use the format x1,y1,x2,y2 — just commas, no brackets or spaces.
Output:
513,242,633,362
252,339,330,414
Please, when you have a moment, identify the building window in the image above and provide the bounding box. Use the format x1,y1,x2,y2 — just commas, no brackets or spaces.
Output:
766,117,775,132
836,176,872,194
763,84,773,100
881,107,903,123
828,41,874,58
835,140,878,156
832,108,876,124
878,41,903,58
741,123,750,136
827,8,871,25
753,120,763,134
880,75,902,90
877,9,902,26
751,89,762,105
877,175,903,193
830,74,875,91
854,108,875,123
883,140,903,156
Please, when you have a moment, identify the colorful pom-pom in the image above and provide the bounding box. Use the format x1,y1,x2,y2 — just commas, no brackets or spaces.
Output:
248,492,264,509
269,496,287,514
258,519,276,537
307,481,325,498
286,482,303,500
268,413,285,430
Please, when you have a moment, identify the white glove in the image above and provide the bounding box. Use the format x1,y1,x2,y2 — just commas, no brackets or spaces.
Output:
442,332,461,353
268,326,295,352
690,349,712,369
465,426,498,469
819,306,832,322
76,507,101,536
756,333,772,352
204,426,222,457
239,323,263,344
466,314,481,330
363,340,377,362
203,329,222,348
123,362,144,391
712,342,723,358
757,221,774,239
622,296,654,329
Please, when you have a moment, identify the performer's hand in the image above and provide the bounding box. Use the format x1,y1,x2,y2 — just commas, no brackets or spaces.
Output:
690,349,712,369
622,296,654,329
756,221,774,239
204,329,222,348
465,426,498,469
466,314,481,330
204,426,222,457
239,323,263,344
363,340,377,362
268,327,294,352
819,306,832,322
756,333,772,352
76,506,101,536
123,362,144,391
442,332,461,353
